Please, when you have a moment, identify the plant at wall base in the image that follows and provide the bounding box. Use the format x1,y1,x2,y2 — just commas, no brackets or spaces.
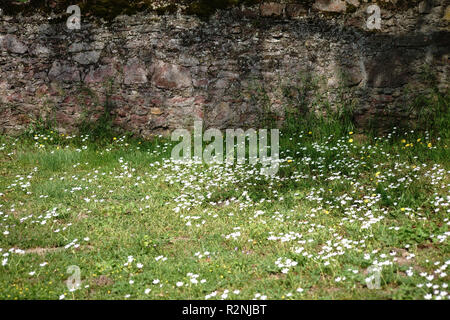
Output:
406,64,450,140
281,71,356,139
409,88,450,140
243,71,358,138
41,100,59,130
282,73,316,115
245,78,279,129
333,70,358,129
21,99,59,138
78,78,118,142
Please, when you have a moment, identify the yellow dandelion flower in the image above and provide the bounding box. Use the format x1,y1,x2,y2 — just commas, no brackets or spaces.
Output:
428,143,432,148
348,139,353,143
401,139,406,143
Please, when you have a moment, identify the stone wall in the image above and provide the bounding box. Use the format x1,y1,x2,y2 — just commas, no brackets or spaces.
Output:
0,0,449,136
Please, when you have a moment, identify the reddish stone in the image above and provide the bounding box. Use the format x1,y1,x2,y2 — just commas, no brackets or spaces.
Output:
55,112,73,125
62,96,75,104
260,3,285,17
166,96,195,107
113,117,128,126
286,4,307,18
36,84,49,96
345,17,362,28
130,114,148,126
116,109,128,117
151,60,192,89
194,95,207,105
313,0,347,13
150,98,163,105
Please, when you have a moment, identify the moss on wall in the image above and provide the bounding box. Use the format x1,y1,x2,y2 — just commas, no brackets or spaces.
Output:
0,0,424,20
186,0,261,18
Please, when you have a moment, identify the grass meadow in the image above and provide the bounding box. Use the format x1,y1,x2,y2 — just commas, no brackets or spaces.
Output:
0,106,449,300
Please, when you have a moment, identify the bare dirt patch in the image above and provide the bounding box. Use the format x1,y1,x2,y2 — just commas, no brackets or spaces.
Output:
24,245,94,255
91,275,114,287
25,247,63,255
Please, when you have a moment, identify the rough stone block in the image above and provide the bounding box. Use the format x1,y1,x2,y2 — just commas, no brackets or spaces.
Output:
124,58,148,85
151,60,192,89
313,0,347,13
260,3,285,17
0,34,28,54
73,51,101,65
286,4,307,18
48,61,81,82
